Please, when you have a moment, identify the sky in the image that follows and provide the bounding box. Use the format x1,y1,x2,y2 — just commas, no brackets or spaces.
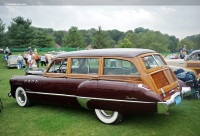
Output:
0,5,200,39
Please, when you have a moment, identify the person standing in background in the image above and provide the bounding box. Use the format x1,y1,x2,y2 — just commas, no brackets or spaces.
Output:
34,53,40,67
17,54,24,69
24,53,31,72
23,51,28,64
30,52,36,69
24,53,32,73
40,54,46,67
45,53,52,65
34,48,37,54
5,47,9,54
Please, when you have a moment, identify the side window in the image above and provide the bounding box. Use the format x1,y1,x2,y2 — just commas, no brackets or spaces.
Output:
71,58,99,74
104,58,139,75
47,59,67,73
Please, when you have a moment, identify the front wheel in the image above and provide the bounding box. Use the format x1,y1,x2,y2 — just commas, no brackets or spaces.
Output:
15,87,31,107
95,109,122,124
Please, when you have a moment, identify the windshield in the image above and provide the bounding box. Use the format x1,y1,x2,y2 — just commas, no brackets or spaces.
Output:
47,59,67,73
142,55,166,69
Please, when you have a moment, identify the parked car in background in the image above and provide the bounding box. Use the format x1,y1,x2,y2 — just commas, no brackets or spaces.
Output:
169,65,192,73
0,48,4,53
7,55,25,69
8,48,191,124
165,50,200,78
165,58,185,67
165,53,180,59
25,68,45,76
184,50,200,78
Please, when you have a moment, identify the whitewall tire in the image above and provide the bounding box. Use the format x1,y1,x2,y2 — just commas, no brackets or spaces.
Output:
95,109,122,124
15,87,31,107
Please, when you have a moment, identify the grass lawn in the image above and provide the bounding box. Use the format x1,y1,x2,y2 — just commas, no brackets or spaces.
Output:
0,53,200,136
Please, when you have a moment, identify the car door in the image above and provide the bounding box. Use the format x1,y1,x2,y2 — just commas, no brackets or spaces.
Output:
34,59,69,105
37,57,99,108
67,57,99,109
97,58,138,112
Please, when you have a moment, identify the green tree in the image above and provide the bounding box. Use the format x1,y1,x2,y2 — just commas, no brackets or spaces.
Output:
79,29,97,46
92,26,108,49
32,27,55,48
7,16,34,48
107,29,124,44
123,31,139,47
107,39,116,48
7,17,55,48
31,30,54,48
134,27,149,34
183,34,200,50
0,18,6,47
53,30,66,46
137,31,169,52
118,38,135,48
167,35,179,53
63,26,85,48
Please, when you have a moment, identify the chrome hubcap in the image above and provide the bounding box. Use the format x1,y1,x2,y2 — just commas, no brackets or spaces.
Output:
100,110,114,117
18,90,25,103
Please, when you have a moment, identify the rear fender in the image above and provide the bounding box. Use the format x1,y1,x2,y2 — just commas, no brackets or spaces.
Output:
130,84,164,102
76,80,98,109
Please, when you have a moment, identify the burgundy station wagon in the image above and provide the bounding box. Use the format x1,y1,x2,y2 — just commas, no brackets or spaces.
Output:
8,48,191,124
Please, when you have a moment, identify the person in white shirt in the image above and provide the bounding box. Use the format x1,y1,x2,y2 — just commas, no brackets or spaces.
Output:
40,54,46,67
17,54,24,69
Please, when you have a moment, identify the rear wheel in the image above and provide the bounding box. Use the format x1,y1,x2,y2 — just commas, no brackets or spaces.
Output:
15,87,31,107
95,109,122,124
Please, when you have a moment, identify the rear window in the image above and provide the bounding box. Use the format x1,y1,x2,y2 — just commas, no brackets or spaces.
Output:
142,55,166,70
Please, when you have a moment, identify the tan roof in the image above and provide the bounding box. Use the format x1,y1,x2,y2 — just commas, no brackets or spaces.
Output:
56,48,156,58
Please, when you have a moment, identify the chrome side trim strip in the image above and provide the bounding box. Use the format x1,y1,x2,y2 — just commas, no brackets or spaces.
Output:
27,91,66,97
26,91,155,104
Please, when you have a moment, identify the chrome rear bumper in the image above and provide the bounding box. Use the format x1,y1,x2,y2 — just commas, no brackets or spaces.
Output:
157,87,191,114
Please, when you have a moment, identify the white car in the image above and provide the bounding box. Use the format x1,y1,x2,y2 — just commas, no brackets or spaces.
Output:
165,58,185,67
165,50,200,78
7,55,25,69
